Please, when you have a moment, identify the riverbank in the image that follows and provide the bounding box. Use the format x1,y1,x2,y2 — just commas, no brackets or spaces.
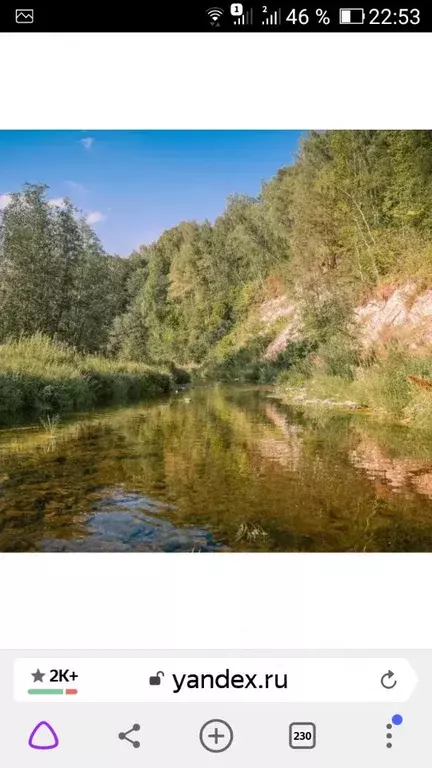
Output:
278,357,432,429
0,335,172,424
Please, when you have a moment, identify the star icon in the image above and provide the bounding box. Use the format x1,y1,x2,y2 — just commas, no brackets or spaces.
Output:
31,669,45,683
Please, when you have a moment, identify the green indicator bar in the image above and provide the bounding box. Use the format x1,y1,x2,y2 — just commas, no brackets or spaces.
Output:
28,688,64,695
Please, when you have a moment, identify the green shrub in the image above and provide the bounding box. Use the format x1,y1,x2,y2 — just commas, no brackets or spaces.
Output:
0,335,171,423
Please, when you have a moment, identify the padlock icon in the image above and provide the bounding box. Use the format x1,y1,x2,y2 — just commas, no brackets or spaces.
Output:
149,671,164,686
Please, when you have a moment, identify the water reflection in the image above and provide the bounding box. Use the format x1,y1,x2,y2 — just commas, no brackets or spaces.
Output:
1,385,432,552
350,431,432,496
46,492,223,552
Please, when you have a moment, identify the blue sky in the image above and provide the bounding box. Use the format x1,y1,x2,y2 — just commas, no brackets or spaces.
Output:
0,131,304,255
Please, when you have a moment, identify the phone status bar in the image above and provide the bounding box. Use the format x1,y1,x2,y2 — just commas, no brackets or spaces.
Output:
0,4,430,32
212,5,423,30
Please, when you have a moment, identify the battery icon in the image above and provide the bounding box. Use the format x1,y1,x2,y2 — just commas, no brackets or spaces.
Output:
339,8,365,24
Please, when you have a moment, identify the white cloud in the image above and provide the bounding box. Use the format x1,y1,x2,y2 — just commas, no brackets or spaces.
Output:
0,193,12,210
65,180,88,194
86,211,106,225
48,198,66,208
81,137,95,150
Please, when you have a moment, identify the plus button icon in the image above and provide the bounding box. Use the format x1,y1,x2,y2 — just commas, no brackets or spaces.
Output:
200,719,234,753
209,727,225,745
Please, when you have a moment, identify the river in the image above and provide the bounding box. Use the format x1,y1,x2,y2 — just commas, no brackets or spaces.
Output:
1,385,432,552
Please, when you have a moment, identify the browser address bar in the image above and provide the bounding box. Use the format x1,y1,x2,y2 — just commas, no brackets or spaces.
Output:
14,658,418,703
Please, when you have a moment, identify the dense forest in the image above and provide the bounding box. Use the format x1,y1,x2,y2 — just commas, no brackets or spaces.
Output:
2,130,432,421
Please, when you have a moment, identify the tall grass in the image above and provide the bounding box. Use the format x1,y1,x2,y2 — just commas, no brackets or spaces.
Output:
0,334,172,423
279,342,432,428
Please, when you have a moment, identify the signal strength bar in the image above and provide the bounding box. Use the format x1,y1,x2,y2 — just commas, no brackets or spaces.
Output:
262,8,282,25
234,8,253,25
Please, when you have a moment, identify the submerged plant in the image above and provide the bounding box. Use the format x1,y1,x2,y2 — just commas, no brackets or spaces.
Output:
235,522,268,542
39,413,61,434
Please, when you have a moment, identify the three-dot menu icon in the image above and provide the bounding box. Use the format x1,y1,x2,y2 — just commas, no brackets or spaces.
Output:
386,714,403,748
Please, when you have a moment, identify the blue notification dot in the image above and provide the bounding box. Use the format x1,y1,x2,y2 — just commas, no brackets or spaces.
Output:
392,715,403,726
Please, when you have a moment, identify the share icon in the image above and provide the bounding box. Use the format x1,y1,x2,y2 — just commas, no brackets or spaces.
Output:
118,723,141,748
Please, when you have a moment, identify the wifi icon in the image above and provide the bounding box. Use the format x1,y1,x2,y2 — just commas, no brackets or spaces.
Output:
206,7,224,26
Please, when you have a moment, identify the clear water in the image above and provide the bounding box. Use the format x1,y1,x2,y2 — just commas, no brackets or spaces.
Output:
1,385,432,551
